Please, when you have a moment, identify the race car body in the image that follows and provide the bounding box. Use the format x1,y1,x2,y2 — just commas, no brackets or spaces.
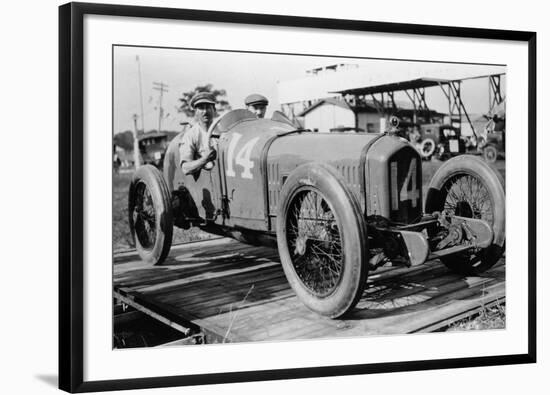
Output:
165,111,421,231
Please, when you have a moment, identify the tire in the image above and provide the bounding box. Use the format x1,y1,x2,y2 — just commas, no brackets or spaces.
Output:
425,155,505,275
128,165,173,265
419,138,436,159
276,163,368,318
483,145,498,163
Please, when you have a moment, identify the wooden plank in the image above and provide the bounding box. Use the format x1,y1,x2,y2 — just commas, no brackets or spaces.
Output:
146,264,286,300
114,287,240,343
217,297,302,335
114,290,194,336
164,275,290,314
193,290,296,323
113,237,506,344
206,298,307,341
113,237,236,264
313,268,505,338
114,248,280,289
118,257,279,292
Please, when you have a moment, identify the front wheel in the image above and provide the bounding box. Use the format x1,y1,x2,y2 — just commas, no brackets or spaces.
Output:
276,163,368,318
425,155,505,274
128,165,173,265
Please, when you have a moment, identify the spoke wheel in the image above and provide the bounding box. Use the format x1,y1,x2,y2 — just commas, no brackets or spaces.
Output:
128,165,173,265
286,188,343,297
133,181,157,250
276,163,368,318
442,174,494,225
425,155,505,274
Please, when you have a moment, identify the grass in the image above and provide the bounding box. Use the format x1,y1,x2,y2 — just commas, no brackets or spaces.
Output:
447,299,506,331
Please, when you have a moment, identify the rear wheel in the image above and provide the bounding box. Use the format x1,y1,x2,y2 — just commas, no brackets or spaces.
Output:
128,165,173,265
483,145,498,163
425,155,505,274
276,163,368,318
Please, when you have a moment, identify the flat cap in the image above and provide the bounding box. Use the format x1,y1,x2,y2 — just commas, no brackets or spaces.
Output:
190,92,216,108
244,93,268,106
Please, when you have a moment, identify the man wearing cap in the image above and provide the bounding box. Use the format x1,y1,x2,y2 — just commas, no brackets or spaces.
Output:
178,92,218,176
245,93,269,119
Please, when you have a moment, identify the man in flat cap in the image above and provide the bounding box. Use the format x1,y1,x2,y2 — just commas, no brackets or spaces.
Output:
178,92,218,176
245,93,269,119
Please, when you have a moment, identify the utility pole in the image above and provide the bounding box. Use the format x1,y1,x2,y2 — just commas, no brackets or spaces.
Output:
132,114,141,169
153,81,169,133
136,55,145,133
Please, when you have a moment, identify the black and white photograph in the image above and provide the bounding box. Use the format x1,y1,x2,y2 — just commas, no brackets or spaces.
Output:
52,2,538,392
112,46,507,347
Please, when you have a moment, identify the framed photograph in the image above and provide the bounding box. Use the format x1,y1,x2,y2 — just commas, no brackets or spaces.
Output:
59,2,536,392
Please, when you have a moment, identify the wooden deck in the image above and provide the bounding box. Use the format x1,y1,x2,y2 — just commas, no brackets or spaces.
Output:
113,237,505,344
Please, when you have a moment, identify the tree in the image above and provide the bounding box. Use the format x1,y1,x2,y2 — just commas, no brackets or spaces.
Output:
178,84,231,117
113,130,134,151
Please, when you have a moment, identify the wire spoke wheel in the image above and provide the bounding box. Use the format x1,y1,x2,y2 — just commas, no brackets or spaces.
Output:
128,164,173,265
440,174,494,269
276,163,368,318
132,181,157,250
425,155,505,275
286,189,343,297
442,174,494,225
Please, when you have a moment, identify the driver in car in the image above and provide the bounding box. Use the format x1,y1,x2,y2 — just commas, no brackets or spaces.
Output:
179,92,218,176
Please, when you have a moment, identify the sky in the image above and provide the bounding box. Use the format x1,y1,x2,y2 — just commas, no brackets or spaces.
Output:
113,46,505,134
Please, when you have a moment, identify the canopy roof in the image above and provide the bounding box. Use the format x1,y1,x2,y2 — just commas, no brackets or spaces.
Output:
277,62,505,104
332,77,449,96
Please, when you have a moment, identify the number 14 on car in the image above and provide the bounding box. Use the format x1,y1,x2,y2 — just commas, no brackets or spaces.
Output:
225,133,260,179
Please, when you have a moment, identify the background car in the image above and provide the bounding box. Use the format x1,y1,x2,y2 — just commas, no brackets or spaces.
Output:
433,125,467,160
479,114,506,163
138,132,168,168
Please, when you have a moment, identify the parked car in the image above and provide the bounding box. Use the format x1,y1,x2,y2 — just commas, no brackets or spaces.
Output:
479,114,506,163
138,132,168,168
128,110,505,318
432,125,467,160
392,122,440,160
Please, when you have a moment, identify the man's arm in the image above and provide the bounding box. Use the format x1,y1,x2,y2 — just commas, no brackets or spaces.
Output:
181,149,215,175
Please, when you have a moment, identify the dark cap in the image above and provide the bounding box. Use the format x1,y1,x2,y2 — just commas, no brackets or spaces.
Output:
245,93,268,106
190,92,216,108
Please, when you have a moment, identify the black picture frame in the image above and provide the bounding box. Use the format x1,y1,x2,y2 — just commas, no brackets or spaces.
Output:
59,2,537,393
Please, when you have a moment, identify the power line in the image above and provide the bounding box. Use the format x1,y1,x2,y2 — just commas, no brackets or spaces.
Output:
131,113,141,169
136,56,145,133
153,81,169,132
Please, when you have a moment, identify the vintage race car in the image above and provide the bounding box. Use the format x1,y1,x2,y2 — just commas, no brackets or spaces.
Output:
128,110,505,318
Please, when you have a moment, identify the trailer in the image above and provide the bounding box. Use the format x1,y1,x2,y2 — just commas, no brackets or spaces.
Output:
113,237,505,346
